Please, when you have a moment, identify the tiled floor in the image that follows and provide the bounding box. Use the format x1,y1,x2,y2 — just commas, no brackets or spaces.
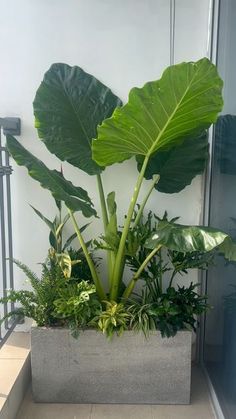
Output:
16,365,216,419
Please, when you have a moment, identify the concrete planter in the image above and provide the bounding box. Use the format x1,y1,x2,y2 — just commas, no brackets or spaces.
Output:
31,327,192,404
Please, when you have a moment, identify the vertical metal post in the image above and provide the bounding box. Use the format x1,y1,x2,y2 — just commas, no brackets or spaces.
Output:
5,150,14,312
0,117,20,343
0,129,8,332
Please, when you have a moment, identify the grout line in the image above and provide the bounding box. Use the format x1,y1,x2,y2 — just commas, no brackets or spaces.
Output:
0,357,29,360
89,404,93,419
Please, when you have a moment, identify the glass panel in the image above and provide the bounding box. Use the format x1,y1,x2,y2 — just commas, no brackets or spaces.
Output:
204,1,236,417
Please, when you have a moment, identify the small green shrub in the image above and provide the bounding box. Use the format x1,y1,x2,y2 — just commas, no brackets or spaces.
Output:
91,301,131,339
0,259,64,326
127,283,210,338
53,280,101,337
31,198,95,282
0,260,100,336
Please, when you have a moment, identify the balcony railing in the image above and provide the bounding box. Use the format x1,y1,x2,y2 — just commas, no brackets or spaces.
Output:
0,117,20,345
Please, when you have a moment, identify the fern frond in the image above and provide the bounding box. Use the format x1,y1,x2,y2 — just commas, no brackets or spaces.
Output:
12,259,40,291
0,307,24,325
0,289,36,304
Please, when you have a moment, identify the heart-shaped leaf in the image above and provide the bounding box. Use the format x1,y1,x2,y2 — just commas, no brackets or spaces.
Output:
7,135,96,218
92,58,223,167
34,63,122,175
145,220,229,254
136,131,209,193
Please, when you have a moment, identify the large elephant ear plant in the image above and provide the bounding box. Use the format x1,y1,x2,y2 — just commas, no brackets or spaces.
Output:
6,58,236,304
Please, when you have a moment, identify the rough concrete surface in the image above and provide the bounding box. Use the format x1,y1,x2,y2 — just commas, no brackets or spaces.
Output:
31,328,192,404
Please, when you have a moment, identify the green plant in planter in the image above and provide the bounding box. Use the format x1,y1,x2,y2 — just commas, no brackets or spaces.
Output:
52,280,101,337
0,259,65,326
6,58,236,322
31,197,94,281
91,301,131,339
118,209,213,338
31,198,77,256
127,283,210,338
0,259,99,333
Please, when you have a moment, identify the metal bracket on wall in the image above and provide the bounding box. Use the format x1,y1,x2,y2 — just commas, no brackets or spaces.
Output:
0,117,21,136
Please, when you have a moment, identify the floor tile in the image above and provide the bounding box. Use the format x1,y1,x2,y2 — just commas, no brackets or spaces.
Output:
0,332,30,360
16,391,92,419
0,395,7,411
151,366,215,419
0,399,8,419
16,365,215,419
0,359,25,395
91,404,152,419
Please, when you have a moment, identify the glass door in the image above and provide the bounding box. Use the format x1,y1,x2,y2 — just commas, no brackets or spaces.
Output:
203,1,236,418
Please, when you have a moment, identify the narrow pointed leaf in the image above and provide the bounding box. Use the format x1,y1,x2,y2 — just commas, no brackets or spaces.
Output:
34,63,122,175
49,230,58,250
55,198,62,212
30,205,54,230
145,221,229,253
62,213,70,226
62,233,77,251
7,135,96,218
62,223,90,251
136,131,209,193
92,58,223,166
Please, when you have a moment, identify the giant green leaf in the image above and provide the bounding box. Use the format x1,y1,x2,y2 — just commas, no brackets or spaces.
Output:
136,131,209,193
7,135,96,218
92,58,223,167
33,63,122,175
145,220,236,261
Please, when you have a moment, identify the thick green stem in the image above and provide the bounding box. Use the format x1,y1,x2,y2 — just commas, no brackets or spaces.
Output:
123,245,162,299
68,209,106,301
133,174,160,229
96,174,108,228
110,156,150,300
169,270,176,288
159,248,163,293
96,174,115,286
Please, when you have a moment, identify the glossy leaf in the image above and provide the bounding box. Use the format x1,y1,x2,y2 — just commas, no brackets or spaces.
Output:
92,58,223,167
34,63,122,175
7,135,96,218
145,220,231,255
136,131,209,193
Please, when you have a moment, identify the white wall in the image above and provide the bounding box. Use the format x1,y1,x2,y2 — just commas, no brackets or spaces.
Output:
0,0,211,288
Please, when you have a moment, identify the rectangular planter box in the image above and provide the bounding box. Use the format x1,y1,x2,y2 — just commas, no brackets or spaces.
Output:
31,327,192,404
